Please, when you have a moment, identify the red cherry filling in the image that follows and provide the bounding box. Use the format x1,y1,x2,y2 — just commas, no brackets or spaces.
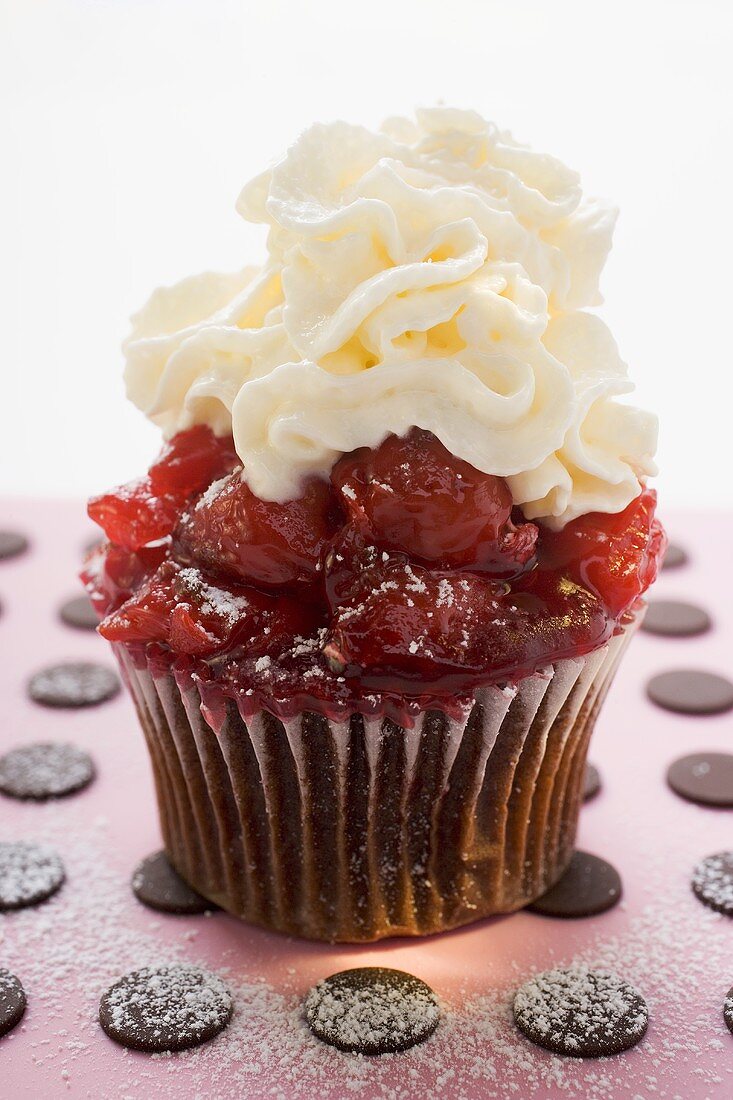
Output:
173,471,335,588
540,489,666,618
323,529,610,689
87,478,180,551
86,423,665,705
88,426,239,551
99,561,318,658
148,424,239,498
331,428,538,577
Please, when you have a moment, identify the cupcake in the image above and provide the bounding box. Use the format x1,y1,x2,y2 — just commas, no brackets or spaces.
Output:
84,108,664,942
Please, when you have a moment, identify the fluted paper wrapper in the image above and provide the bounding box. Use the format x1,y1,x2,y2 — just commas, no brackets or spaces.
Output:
115,619,636,942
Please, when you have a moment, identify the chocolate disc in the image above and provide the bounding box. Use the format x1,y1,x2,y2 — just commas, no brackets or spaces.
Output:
661,542,688,570
0,970,27,1038
691,851,733,915
99,965,232,1052
0,531,29,561
646,670,733,716
28,662,120,709
667,752,733,807
583,762,601,801
528,851,622,919
641,600,711,638
132,851,214,915
513,966,648,1057
59,595,99,631
305,967,440,1054
0,842,65,911
724,988,733,1035
0,742,95,801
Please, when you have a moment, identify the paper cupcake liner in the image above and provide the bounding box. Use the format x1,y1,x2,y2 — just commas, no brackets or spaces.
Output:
115,617,636,942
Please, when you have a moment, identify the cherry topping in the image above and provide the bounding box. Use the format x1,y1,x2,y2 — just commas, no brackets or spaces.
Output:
85,424,665,710
323,529,610,690
88,478,180,551
148,425,238,499
540,489,666,618
99,561,318,658
174,471,335,588
88,427,239,552
332,428,538,577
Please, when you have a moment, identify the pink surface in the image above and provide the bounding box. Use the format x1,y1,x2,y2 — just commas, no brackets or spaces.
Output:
1,498,733,1099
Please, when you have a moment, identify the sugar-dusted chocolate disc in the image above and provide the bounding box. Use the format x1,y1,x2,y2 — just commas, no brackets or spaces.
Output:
132,851,214,915
527,851,622,919
0,742,95,801
724,988,733,1035
305,967,440,1054
513,966,648,1057
661,542,688,570
28,662,120,709
0,969,27,1038
667,752,733,808
99,965,232,1052
641,599,711,638
0,531,29,561
0,841,65,911
59,595,99,631
691,852,733,915
646,670,733,716
583,762,601,801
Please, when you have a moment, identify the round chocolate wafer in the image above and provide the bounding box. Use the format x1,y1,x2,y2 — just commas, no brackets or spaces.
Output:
305,967,440,1054
0,742,94,801
513,966,648,1057
667,752,733,808
0,970,26,1038
646,670,733,716
641,600,711,638
0,531,29,561
583,763,601,802
59,595,99,631
132,851,214,915
661,543,688,570
0,842,65,910
691,851,733,915
28,662,120,709
99,965,232,1052
724,988,733,1035
528,851,622,919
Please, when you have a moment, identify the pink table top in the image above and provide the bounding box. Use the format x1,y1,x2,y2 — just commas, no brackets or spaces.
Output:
1,498,732,1099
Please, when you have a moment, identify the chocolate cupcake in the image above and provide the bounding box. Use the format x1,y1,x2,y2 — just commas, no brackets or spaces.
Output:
85,108,663,941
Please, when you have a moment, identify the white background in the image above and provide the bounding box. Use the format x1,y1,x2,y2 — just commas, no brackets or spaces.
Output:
1,0,731,512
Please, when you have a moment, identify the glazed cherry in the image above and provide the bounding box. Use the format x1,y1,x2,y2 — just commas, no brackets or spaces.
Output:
88,427,239,551
540,489,666,618
88,478,180,551
148,425,238,499
323,529,610,690
331,429,538,577
99,561,319,658
174,471,335,588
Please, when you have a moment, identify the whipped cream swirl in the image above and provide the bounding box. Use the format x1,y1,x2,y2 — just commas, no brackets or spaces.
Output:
123,107,657,526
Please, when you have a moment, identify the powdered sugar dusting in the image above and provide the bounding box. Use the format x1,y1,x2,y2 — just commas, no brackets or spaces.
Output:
691,851,733,915
513,966,648,1056
0,842,65,909
99,964,232,1051
304,967,440,1054
0,743,94,800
